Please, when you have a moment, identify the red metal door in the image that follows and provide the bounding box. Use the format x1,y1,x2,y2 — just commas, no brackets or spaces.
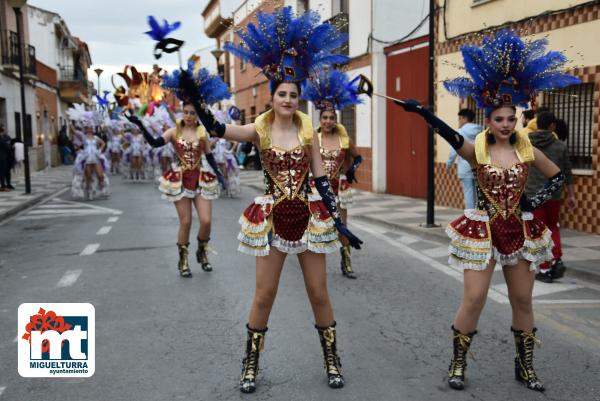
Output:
385,39,428,198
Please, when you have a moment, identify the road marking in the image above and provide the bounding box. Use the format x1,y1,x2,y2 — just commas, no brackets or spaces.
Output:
96,226,112,235
352,221,599,305
532,299,600,305
56,270,82,287
0,386,5,397
107,216,119,223
80,244,100,256
15,198,123,221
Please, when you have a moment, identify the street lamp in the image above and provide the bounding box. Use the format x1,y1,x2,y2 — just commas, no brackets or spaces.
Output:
93,68,103,111
8,0,31,194
94,67,103,93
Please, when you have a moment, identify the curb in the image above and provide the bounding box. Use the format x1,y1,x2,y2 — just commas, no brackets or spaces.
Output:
241,182,600,284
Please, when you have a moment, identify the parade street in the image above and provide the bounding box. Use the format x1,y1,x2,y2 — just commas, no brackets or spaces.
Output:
0,175,599,401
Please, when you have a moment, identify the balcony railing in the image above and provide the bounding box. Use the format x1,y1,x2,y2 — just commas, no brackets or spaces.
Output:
0,29,37,76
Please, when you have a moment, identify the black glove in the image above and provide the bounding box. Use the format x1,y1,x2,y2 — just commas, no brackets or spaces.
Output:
205,152,226,189
314,175,363,249
125,114,165,147
179,71,226,138
520,171,565,212
345,155,362,184
395,99,464,150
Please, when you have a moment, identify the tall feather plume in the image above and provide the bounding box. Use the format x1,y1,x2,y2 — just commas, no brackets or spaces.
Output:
443,29,581,109
224,6,348,82
302,68,362,111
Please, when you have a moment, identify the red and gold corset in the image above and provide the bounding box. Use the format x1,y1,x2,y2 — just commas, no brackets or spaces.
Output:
261,145,312,202
320,147,346,185
476,163,528,220
174,139,204,171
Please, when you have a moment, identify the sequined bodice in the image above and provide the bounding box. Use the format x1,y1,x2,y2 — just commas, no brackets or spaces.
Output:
477,163,528,219
320,148,346,180
261,146,311,201
175,138,204,171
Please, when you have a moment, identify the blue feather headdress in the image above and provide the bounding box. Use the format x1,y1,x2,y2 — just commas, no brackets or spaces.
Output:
223,6,348,83
302,68,361,111
161,59,231,105
443,30,581,110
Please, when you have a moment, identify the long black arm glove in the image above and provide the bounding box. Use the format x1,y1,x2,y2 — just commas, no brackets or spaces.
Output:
125,114,165,147
205,152,226,189
179,71,226,138
314,175,363,249
395,99,464,150
520,171,565,212
345,155,362,184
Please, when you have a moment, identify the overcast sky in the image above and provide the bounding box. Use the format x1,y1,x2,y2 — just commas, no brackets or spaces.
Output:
28,0,218,94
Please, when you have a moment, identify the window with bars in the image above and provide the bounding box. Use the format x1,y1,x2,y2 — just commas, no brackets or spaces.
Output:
542,83,595,170
341,106,356,143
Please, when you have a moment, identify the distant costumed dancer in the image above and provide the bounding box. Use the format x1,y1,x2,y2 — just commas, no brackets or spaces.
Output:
303,68,363,279
67,106,110,200
129,17,227,277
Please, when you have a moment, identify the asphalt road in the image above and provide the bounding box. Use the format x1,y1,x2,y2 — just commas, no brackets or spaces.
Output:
0,176,599,401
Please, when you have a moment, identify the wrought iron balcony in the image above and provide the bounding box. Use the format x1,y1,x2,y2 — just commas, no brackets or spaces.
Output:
0,29,37,76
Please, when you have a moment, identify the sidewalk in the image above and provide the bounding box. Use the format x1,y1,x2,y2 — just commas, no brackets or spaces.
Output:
239,169,600,284
0,165,72,223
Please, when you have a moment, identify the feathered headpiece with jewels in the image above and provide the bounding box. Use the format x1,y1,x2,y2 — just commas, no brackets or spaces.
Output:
443,30,581,110
302,68,361,112
223,6,348,83
161,59,231,105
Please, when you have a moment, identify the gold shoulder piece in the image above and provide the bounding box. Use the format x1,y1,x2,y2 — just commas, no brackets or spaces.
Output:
515,130,535,162
255,110,274,150
196,124,207,141
175,119,183,139
335,124,350,149
474,129,490,165
295,111,313,145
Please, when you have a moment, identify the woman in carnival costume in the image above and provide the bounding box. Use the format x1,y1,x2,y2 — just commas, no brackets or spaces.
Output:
127,60,227,277
122,124,147,181
69,110,111,200
212,107,242,197
388,30,579,392
105,119,124,175
175,7,363,393
303,68,363,279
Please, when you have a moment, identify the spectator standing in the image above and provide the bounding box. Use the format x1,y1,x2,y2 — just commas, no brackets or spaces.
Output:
446,109,482,209
525,111,576,282
0,124,15,191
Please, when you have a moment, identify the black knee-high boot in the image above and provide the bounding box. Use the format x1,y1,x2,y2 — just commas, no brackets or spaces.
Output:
177,243,192,277
316,322,344,388
512,327,544,392
196,237,212,271
448,325,476,390
240,324,267,393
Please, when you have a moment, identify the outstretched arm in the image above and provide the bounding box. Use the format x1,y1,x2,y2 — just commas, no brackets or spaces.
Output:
125,114,172,147
395,100,475,165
